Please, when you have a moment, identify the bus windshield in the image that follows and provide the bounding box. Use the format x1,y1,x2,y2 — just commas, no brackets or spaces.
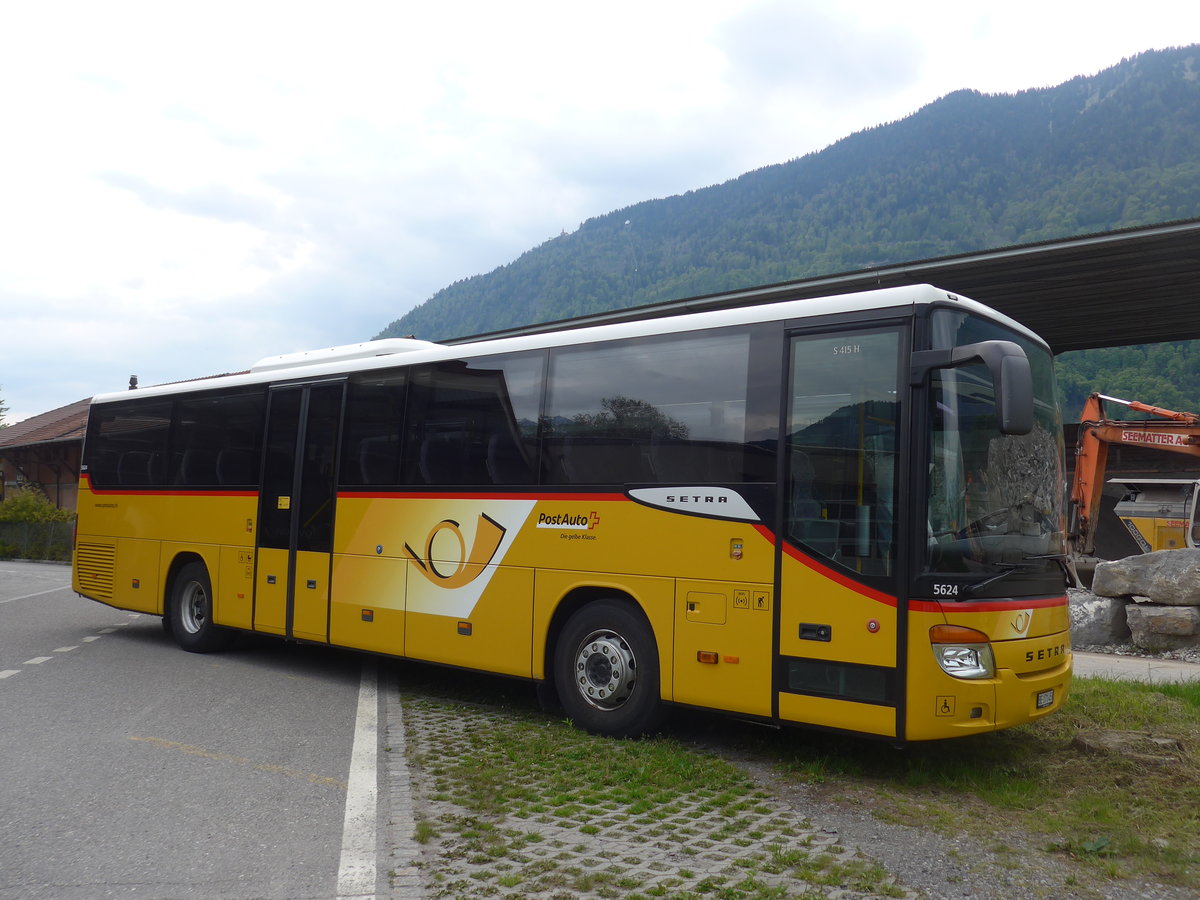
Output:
925,310,1066,589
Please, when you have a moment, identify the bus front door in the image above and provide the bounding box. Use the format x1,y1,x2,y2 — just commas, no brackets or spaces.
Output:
254,382,344,641
777,327,902,739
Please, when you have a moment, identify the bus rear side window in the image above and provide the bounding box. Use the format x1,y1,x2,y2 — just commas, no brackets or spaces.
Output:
84,390,265,491
84,400,172,489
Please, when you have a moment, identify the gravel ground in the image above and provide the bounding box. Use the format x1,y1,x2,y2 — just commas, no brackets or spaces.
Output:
787,602,1198,900
761,773,1196,900
1075,641,1200,663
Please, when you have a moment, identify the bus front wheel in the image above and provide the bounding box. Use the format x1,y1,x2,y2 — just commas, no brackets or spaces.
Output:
169,561,232,653
554,599,663,738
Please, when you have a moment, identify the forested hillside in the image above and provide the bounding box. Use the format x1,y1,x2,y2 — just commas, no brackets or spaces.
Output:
377,46,1200,410
1056,343,1200,419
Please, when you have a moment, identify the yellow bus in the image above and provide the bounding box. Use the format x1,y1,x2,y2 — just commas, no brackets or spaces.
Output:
73,283,1071,741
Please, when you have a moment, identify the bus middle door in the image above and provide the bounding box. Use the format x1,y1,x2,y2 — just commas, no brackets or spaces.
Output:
255,382,344,641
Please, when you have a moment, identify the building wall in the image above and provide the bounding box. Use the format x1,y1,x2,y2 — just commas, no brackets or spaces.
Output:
0,442,82,511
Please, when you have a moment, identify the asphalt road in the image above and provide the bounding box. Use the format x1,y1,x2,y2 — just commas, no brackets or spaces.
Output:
0,561,380,900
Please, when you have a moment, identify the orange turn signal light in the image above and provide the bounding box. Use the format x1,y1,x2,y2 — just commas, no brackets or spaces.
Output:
697,650,719,664
929,624,989,643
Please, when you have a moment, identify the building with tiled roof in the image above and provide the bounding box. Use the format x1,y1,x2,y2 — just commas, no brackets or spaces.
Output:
0,398,91,510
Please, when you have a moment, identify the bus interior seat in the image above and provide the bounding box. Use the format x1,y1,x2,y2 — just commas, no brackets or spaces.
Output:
217,449,257,486
179,448,219,486
790,447,839,558
87,450,119,487
358,436,398,485
649,438,712,483
419,433,486,485
486,432,534,484
118,451,153,486
147,452,167,485
560,435,652,485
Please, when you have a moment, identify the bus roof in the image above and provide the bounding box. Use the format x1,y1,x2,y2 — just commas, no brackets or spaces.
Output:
89,283,1043,406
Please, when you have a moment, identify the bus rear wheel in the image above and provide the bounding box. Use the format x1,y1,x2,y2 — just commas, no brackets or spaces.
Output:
554,599,662,738
169,561,232,653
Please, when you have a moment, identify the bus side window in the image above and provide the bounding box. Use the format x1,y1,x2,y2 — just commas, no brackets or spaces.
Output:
170,389,265,489
401,353,544,487
545,331,753,486
84,399,172,490
340,373,407,488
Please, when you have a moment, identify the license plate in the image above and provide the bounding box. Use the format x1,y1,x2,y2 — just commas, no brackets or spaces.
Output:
1036,688,1055,709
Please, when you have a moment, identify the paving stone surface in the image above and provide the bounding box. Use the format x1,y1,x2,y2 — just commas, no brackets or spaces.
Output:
382,693,915,900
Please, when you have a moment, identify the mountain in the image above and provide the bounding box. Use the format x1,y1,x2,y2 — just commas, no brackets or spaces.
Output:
377,46,1200,350
1056,342,1200,420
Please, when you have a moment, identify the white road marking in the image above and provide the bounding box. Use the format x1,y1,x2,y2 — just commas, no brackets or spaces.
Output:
0,670,19,679
54,646,79,653
0,586,69,604
337,660,379,900
82,636,102,642
23,657,52,665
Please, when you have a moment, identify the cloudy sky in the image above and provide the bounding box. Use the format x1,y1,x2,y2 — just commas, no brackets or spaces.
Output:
3,1,1198,424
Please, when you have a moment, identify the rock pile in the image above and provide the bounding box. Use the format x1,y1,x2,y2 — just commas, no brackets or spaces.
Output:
1090,549,1200,652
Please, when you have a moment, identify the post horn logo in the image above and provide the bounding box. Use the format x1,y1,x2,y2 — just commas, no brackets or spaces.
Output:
404,513,506,589
1011,611,1032,635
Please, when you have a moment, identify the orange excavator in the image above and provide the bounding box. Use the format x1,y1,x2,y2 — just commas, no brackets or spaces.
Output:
1070,392,1200,563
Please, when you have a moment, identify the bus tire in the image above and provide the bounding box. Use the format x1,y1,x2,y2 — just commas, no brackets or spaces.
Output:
169,561,232,653
554,599,663,738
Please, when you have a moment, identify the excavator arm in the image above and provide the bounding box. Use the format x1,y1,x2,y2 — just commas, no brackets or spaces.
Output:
1070,393,1200,556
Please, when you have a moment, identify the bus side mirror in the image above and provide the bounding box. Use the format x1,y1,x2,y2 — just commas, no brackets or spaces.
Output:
910,340,1034,436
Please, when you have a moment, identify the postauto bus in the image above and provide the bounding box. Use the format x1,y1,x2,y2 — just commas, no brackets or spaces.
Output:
73,284,1071,741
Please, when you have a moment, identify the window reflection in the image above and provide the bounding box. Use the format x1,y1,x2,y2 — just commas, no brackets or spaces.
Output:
786,330,900,575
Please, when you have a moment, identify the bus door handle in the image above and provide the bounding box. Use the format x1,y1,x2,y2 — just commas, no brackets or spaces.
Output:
800,623,832,642
306,579,317,590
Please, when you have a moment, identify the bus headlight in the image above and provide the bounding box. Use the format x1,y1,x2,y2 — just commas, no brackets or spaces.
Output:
930,624,996,679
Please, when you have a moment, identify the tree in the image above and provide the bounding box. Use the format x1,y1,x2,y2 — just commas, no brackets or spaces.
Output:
569,396,689,439
0,386,7,428
0,484,73,523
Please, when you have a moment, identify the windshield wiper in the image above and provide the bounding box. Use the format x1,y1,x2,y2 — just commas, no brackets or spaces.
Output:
1024,552,1079,589
962,552,1073,599
962,561,1038,599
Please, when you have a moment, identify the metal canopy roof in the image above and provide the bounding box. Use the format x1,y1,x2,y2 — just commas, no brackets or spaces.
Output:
843,218,1200,354
449,218,1200,355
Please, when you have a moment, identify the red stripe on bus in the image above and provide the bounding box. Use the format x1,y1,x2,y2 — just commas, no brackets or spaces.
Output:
86,489,260,498
81,474,257,498
335,490,629,502
911,595,1069,614
777,534,899,608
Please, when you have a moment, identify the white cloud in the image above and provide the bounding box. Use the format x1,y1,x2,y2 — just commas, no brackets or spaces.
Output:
2,0,1200,424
